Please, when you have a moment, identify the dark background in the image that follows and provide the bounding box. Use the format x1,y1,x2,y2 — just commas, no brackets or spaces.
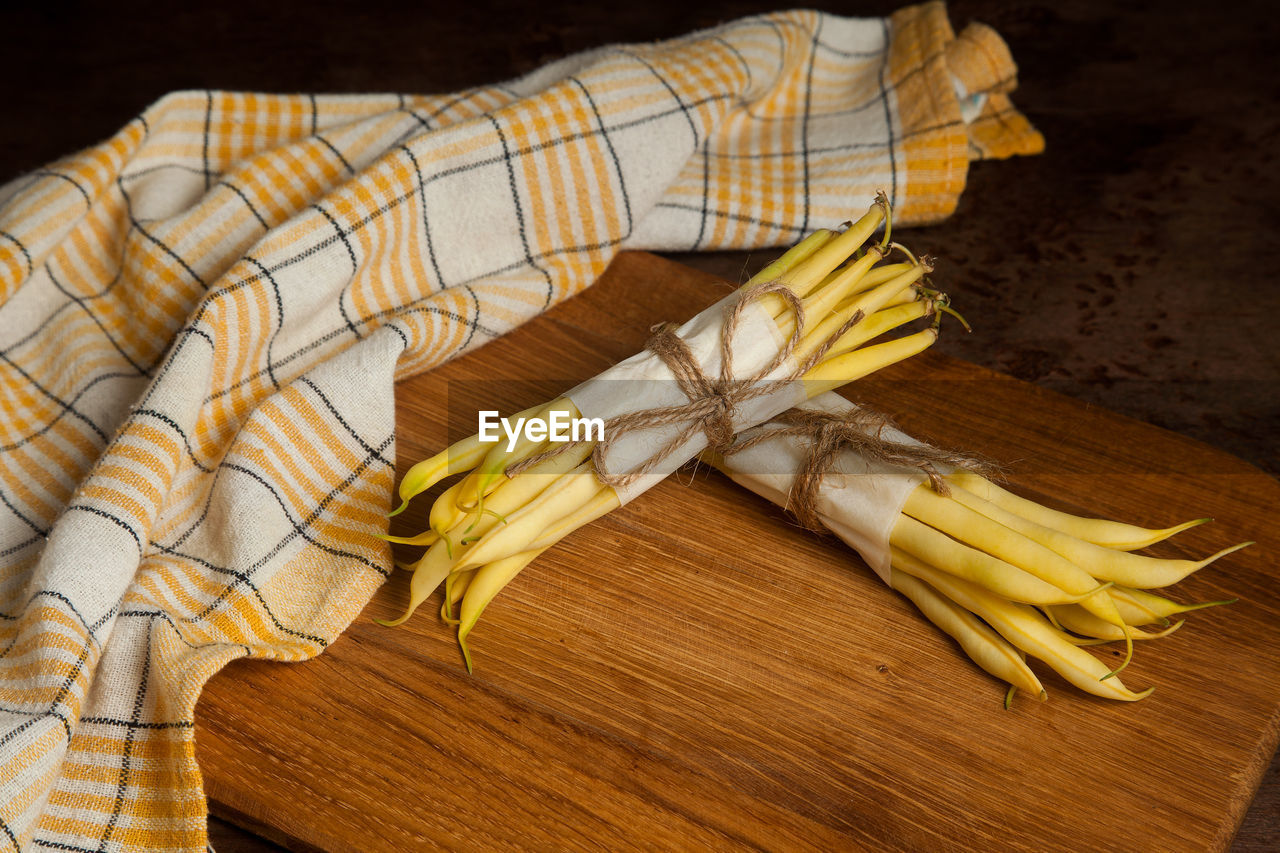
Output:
2,1,1275,849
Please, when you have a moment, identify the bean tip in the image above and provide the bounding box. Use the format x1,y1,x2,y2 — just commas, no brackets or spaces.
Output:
459,632,475,674
1199,541,1255,568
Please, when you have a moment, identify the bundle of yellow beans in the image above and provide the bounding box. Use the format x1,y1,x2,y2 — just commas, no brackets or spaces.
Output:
383,196,958,669
707,392,1249,705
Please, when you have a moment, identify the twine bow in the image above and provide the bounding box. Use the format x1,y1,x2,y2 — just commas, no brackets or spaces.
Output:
507,280,864,488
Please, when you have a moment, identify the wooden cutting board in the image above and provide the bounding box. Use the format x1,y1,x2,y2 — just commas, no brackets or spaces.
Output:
195,251,1280,852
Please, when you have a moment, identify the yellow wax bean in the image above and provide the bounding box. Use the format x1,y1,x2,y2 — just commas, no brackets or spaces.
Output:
390,432,491,516
889,568,1046,701
945,471,1211,550
752,228,836,323
798,250,883,325
400,396,553,517
457,547,549,672
526,486,622,551
901,488,1124,625
455,463,601,571
889,515,1088,606
417,456,597,626
377,528,441,547
441,567,478,623
853,261,915,290
837,263,926,319
378,537,455,626
891,549,1153,701
794,264,925,363
448,567,476,608
1108,585,1238,626
452,439,596,540
880,284,922,309
461,398,575,508
429,478,470,534
1047,604,1184,641
818,302,931,362
806,264,856,301
805,328,938,393
1092,541,1252,589
785,202,886,297
943,482,1250,590
902,486,1132,675
752,228,834,290
391,462,564,626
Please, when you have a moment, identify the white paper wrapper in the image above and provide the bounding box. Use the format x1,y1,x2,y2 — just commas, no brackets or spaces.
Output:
716,391,931,584
566,290,808,505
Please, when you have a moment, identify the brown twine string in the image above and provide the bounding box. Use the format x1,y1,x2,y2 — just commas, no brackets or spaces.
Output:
723,406,995,532
505,280,865,488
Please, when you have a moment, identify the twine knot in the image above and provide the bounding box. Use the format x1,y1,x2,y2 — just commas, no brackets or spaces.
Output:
701,387,738,450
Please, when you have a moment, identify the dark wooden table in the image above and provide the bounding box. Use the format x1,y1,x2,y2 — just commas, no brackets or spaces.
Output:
4,1,1275,850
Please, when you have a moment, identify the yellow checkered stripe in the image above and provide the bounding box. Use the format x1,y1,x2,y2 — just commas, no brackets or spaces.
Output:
0,4,1039,849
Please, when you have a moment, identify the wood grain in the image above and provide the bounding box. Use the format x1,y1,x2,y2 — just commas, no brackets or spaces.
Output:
195,252,1280,852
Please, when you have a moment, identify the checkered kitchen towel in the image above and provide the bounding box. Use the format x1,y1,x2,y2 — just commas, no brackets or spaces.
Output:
0,3,1040,849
